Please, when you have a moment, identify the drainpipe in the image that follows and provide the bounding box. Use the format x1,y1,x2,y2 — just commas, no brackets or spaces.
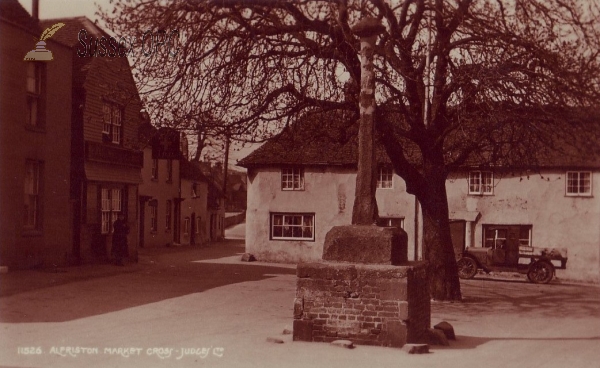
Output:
32,0,39,20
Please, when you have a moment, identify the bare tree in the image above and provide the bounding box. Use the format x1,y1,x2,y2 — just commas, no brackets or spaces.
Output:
101,0,600,301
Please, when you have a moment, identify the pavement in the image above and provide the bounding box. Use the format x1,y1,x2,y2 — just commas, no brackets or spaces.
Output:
0,222,599,368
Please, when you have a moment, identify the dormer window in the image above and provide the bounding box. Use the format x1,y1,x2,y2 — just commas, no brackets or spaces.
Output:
281,167,304,191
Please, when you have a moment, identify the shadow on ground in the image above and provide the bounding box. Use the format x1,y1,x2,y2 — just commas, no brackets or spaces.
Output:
434,335,600,350
432,278,600,320
0,239,296,323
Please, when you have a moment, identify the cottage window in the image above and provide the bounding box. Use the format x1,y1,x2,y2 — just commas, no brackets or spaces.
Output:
469,171,493,195
376,217,404,229
151,159,158,180
271,213,315,241
566,171,592,196
484,225,532,248
165,200,172,230
23,160,42,229
195,216,201,234
281,167,304,191
26,62,45,128
166,159,173,182
377,167,393,189
102,102,123,144
101,188,122,234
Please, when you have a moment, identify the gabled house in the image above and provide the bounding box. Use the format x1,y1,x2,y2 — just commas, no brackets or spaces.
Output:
40,17,144,264
0,0,73,269
238,113,600,283
180,160,210,246
138,125,182,248
181,160,226,244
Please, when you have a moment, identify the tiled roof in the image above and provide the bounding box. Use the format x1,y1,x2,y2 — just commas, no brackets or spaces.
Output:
238,110,363,167
39,17,108,87
239,109,600,170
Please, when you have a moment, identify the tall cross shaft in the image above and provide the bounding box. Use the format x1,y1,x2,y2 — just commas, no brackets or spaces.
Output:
351,18,384,225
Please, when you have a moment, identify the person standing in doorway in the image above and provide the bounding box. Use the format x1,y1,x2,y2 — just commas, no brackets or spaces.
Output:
112,213,129,266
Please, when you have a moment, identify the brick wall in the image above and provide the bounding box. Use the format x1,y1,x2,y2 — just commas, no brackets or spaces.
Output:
293,261,429,347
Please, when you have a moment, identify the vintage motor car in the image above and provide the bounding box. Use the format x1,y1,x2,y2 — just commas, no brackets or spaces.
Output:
456,244,568,284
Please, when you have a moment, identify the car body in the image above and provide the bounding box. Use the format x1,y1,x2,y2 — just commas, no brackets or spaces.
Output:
457,245,568,284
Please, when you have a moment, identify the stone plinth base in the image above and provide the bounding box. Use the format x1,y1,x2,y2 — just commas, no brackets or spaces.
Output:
293,261,430,347
323,225,408,265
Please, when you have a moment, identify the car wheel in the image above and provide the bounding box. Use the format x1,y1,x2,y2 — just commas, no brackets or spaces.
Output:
457,257,478,279
527,261,555,284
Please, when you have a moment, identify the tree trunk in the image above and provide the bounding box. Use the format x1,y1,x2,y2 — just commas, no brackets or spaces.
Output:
418,168,462,301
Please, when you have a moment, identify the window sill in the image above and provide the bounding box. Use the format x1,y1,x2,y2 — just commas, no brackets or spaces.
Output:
468,193,494,196
565,194,593,198
270,237,315,242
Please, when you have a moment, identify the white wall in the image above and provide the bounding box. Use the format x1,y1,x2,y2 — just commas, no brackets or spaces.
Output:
245,166,415,263
446,170,600,283
246,165,600,283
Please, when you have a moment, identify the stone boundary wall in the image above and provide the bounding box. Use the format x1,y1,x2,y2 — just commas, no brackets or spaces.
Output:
224,211,245,229
293,261,430,347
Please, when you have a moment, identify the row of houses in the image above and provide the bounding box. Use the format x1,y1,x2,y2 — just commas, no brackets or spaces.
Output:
0,1,224,270
238,112,600,284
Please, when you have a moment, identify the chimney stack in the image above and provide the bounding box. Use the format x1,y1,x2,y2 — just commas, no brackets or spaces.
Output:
32,0,39,21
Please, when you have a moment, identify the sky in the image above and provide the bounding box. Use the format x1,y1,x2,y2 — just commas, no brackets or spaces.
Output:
19,0,104,20
18,0,259,169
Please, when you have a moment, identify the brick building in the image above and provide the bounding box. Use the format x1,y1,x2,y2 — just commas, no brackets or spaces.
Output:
0,1,73,269
40,17,144,264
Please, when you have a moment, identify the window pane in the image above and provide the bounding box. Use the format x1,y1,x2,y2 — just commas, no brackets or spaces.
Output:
111,189,121,211
482,172,493,194
580,172,591,194
26,63,41,94
102,104,111,133
273,225,283,237
27,96,38,126
519,226,531,247
101,212,111,234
